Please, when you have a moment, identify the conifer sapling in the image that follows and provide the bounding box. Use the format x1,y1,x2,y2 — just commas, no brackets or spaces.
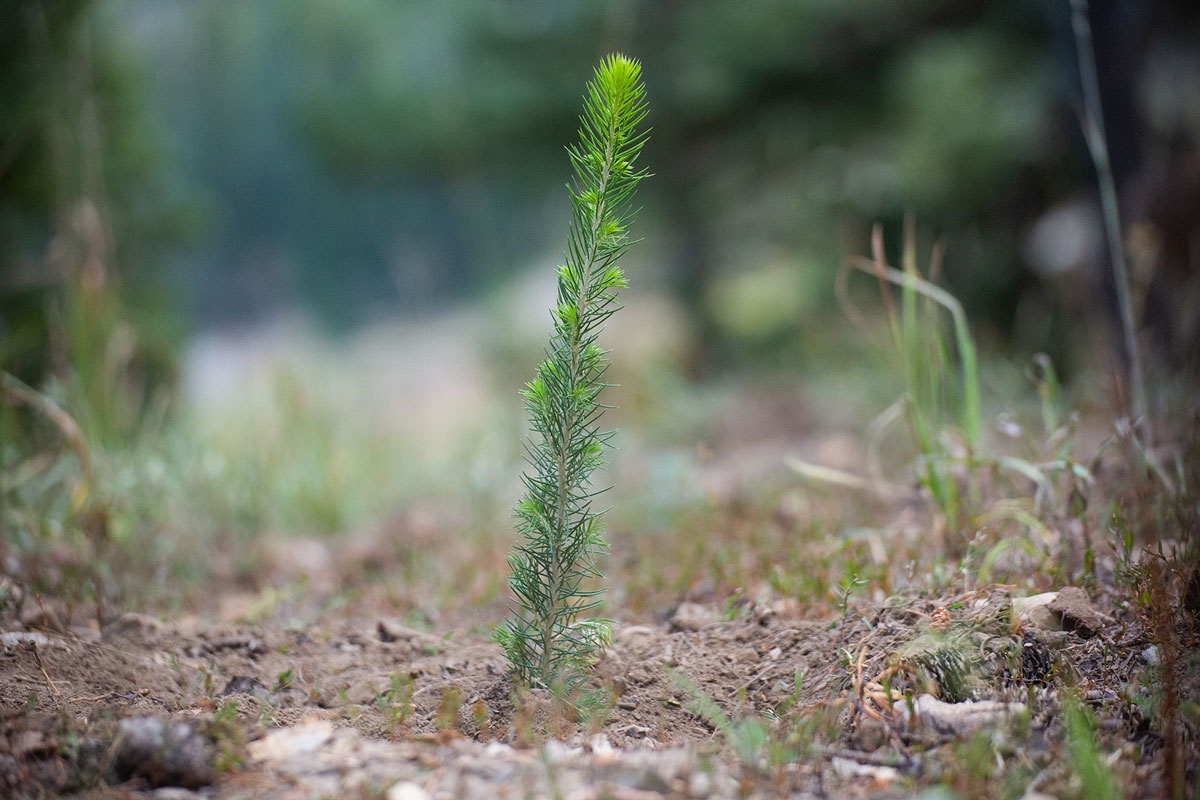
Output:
496,54,650,690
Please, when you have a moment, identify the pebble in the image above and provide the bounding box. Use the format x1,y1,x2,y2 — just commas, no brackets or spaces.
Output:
0,631,53,652
114,717,214,789
669,602,717,632
148,790,207,800
1013,592,1061,632
227,718,741,799
247,720,334,761
1048,587,1107,638
831,756,900,784
892,693,1026,737
387,781,432,800
104,611,167,642
588,733,615,758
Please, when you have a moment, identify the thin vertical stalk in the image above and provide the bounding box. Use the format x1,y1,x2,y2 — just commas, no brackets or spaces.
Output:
1069,0,1149,442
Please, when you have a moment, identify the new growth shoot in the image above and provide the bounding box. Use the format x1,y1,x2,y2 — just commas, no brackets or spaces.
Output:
497,54,650,691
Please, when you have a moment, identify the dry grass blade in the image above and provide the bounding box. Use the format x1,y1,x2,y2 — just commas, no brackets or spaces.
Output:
1,370,92,510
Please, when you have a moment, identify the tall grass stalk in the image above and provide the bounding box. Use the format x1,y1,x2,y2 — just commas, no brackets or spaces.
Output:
838,223,981,527
1068,0,1148,444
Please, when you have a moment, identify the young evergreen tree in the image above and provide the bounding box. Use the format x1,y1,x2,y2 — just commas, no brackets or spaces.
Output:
496,54,650,691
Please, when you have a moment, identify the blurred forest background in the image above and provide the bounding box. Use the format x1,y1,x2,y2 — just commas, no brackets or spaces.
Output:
2,0,1199,609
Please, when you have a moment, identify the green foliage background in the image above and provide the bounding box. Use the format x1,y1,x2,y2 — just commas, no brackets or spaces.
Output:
4,0,1137,357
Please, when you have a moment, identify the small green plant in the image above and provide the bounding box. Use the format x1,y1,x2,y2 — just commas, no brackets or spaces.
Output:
1062,691,1122,800
789,219,985,539
274,667,296,692
496,53,650,691
208,700,245,773
436,686,463,734
377,672,414,732
669,668,830,779
790,220,1104,593
669,670,770,771
834,572,868,619
857,220,981,529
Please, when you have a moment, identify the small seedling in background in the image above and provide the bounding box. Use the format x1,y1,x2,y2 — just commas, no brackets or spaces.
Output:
209,701,244,773
834,572,868,619
273,667,295,692
1062,691,1121,800
436,686,463,735
377,672,414,732
496,53,650,692
669,668,831,779
471,698,490,733
669,669,770,772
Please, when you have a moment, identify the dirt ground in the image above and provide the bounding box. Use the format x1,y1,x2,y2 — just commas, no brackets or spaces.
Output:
1,362,1196,799
1,552,1190,799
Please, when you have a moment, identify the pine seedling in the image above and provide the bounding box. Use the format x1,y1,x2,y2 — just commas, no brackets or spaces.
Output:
496,54,650,691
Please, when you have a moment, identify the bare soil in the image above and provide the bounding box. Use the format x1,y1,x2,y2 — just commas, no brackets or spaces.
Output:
1,559,1191,799
1,373,1196,798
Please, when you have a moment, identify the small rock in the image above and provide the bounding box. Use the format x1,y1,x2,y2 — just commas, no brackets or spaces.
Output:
104,612,166,643
572,787,668,800
543,739,582,765
377,619,443,652
1013,592,1061,632
1025,628,1070,649
0,631,52,653
114,717,215,789
20,606,66,633
483,741,515,759
587,733,615,758
613,625,657,650
387,781,432,800
831,756,900,784
248,721,335,762
849,717,888,752
1048,587,1107,638
221,675,270,700
688,770,715,797
668,602,716,632
1143,645,1160,666
150,789,208,800
893,693,1025,737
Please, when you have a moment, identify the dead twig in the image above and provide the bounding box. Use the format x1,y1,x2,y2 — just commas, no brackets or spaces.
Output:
29,641,58,695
